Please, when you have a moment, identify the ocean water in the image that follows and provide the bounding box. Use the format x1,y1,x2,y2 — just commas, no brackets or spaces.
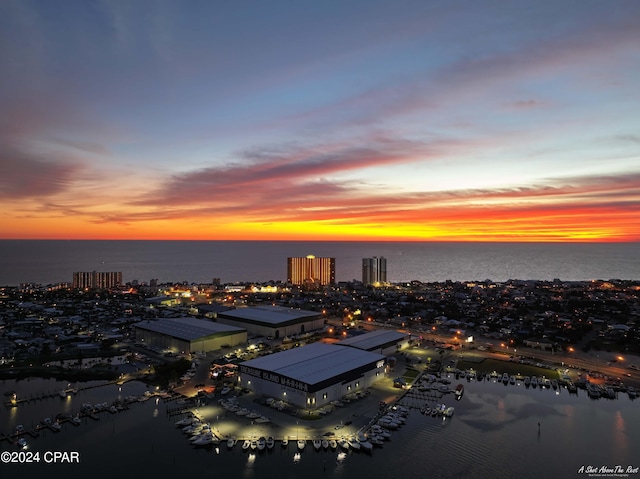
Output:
0,240,639,286
1,377,639,479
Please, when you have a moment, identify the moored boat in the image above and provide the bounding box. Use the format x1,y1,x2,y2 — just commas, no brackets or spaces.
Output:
455,384,464,398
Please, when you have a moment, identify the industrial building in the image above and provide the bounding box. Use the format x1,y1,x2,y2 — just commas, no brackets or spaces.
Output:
338,329,409,355
238,342,386,409
216,305,323,338
134,317,246,354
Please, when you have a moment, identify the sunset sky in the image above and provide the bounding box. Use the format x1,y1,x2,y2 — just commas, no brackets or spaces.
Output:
1,0,639,241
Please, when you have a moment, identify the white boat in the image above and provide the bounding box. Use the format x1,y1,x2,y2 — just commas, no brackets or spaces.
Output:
321,439,329,449
220,386,232,395
329,439,337,449
51,421,62,431
255,416,270,423
348,437,361,450
502,373,509,383
338,438,350,451
227,438,236,448
250,439,257,450
282,438,289,447
443,406,455,417
266,436,274,449
235,408,249,416
17,438,27,449
257,437,266,451
193,434,215,446
543,378,552,388
242,440,251,450
297,439,306,450
313,439,321,450
358,439,373,452
71,416,81,426
246,411,260,419
59,390,67,398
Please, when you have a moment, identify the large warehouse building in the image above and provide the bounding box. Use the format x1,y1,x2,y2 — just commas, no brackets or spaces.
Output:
134,317,246,354
216,305,324,338
238,342,386,409
339,329,410,355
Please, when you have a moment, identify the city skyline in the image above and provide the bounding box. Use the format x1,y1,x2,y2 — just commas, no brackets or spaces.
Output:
1,1,639,242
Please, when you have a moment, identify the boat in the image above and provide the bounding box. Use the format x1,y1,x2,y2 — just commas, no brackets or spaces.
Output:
235,408,249,416
543,378,552,388
266,436,274,449
531,376,538,387
297,439,306,450
242,440,251,450
220,386,232,395
321,439,329,449
255,416,270,423
51,421,62,431
71,416,81,426
227,438,236,448
509,375,516,385
552,379,559,390
338,438,350,450
455,384,464,398
627,386,637,399
282,438,289,447
524,376,531,387
443,406,455,417
329,439,337,449
257,437,266,451
348,437,361,450
59,390,67,398
193,434,215,446
313,439,321,450
502,373,510,384
17,437,27,449
250,439,257,450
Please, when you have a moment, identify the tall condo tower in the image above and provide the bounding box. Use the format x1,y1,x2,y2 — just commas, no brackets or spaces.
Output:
72,271,122,289
362,256,387,285
287,255,335,286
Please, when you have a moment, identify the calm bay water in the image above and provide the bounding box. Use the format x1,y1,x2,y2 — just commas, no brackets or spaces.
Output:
1,377,639,479
1,240,639,285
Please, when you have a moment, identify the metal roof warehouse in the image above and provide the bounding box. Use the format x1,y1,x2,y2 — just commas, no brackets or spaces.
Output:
238,342,386,408
217,305,324,338
134,317,246,353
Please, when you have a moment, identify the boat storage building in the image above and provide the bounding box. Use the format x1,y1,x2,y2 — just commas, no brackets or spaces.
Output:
238,342,385,408
134,317,246,354
216,305,324,338
338,329,410,355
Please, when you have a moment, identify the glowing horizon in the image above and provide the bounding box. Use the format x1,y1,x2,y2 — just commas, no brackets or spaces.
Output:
1,1,639,242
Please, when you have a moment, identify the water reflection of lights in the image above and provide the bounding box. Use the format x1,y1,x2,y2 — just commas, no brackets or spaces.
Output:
337,452,346,462
293,452,301,463
214,447,220,455
247,453,256,464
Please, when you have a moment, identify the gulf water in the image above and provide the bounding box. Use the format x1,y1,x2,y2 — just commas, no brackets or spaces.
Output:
1,240,639,285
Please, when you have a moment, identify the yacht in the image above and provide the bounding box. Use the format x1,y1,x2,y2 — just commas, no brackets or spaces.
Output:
348,437,361,450
338,438,350,450
281,438,289,447
321,439,329,449
227,438,236,449
329,439,338,449
313,439,322,450
455,384,464,398
266,436,274,449
524,376,531,387
242,440,251,450
297,439,306,450
257,437,266,451
531,376,538,387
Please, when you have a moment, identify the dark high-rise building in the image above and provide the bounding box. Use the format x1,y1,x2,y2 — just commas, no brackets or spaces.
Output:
72,271,122,289
362,256,387,285
287,255,335,286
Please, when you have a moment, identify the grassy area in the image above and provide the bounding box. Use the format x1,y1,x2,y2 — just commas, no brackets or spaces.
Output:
455,358,560,379
401,367,420,382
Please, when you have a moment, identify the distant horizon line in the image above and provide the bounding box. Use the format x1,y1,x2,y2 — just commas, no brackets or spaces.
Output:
0,238,638,244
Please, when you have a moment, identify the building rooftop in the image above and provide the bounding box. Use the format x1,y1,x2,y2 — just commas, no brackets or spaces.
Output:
218,305,320,325
339,329,408,351
240,342,385,386
135,317,244,341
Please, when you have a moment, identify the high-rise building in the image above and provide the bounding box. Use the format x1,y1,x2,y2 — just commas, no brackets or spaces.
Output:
287,255,335,286
362,256,387,285
72,271,122,289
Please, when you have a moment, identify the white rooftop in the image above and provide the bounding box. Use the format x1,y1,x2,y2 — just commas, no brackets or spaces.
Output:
240,342,385,386
135,317,244,341
219,305,320,325
339,329,408,351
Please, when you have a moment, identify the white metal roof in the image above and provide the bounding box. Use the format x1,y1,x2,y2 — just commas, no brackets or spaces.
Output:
339,329,408,351
240,342,384,385
135,317,244,341
219,305,320,325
